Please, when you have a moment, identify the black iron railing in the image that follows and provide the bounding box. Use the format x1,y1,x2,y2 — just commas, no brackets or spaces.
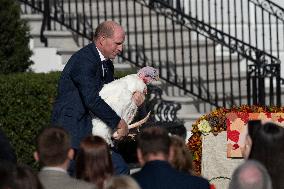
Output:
19,0,283,112
149,0,284,108
153,0,284,60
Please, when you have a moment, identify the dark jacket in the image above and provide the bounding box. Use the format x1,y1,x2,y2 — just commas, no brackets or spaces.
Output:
132,160,210,189
0,128,17,163
51,43,120,148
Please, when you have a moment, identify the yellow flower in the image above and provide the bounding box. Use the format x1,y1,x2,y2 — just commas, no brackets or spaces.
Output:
197,120,211,133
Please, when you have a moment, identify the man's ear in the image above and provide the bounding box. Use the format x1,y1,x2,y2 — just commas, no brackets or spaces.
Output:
137,148,145,166
243,135,252,159
67,148,74,160
34,151,39,162
168,145,174,162
98,35,106,45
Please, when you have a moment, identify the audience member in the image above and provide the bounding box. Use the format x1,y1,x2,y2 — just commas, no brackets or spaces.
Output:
0,162,42,189
132,127,210,189
246,122,284,189
169,135,193,174
12,164,43,189
0,160,15,189
104,175,141,189
0,128,17,163
229,160,272,189
242,120,261,159
76,135,113,189
34,127,96,189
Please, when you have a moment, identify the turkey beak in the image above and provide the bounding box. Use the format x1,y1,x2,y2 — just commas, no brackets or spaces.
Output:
155,75,159,81
151,75,159,82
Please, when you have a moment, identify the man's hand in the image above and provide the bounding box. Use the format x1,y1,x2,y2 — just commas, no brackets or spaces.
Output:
113,119,128,140
132,91,145,107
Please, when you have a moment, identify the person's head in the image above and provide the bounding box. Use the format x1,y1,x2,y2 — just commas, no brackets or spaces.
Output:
248,122,284,189
248,122,284,158
136,127,171,165
12,164,43,189
242,120,261,159
34,127,73,168
0,160,15,189
169,135,193,174
76,135,113,189
229,160,272,189
94,21,125,59
0,163,43,189
104,175,141,189
0,128,17,163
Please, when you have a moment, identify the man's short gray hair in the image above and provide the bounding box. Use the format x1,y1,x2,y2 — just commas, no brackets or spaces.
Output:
229,160,272,189
93,21,120,41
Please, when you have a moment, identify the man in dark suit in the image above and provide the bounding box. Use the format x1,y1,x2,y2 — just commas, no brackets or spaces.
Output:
132,127,210,189
51,21,144,175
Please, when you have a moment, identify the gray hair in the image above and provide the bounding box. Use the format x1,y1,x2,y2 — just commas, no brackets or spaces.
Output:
229,160,272,189
104,175,141,189
93,21,120,41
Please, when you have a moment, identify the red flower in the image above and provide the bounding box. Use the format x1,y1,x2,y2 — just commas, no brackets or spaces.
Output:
227,130,240,143
233,143,239,150
210,184,216,189
226,119,231,130
236,112,249,123
278,116,284,123
265,112,272,118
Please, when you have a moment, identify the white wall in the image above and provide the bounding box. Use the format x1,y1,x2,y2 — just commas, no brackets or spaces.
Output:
29,39,64,73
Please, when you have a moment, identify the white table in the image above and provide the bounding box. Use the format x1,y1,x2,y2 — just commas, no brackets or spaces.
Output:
201,132,244,189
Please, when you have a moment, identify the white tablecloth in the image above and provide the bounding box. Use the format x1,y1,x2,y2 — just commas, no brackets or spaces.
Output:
201,132,244,189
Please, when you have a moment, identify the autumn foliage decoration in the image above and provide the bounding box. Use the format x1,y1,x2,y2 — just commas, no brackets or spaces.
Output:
187,105,284,175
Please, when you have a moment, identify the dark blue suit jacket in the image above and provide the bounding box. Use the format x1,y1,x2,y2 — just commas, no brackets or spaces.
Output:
51,43,120,149
132,160,210,189
0,128,17,163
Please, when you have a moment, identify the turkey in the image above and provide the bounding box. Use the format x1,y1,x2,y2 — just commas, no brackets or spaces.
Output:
92,66,159,145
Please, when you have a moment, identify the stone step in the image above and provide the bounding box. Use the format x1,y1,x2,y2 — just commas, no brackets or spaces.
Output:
56,48,79,65
161,95,200,114
156,58,242,81
20,7,206,43
22,14,217,57
31,30,80,49
48,0,155,18
178,113,203,132
21,14,43,34
56,48,133,71
162,75,247,93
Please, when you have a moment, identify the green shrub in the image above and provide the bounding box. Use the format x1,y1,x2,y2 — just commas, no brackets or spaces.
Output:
0,0,33,73
114,67,136,78
0,72,60,168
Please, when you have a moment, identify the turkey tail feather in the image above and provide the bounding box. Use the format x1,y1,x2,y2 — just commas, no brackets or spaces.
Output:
112,112,151,139
128,111,151,129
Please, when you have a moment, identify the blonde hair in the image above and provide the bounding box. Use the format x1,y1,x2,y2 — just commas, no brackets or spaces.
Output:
104,175,141,189
170,135,193,174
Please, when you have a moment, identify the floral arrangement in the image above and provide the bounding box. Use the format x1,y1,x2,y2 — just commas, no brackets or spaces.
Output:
187,105,284,175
